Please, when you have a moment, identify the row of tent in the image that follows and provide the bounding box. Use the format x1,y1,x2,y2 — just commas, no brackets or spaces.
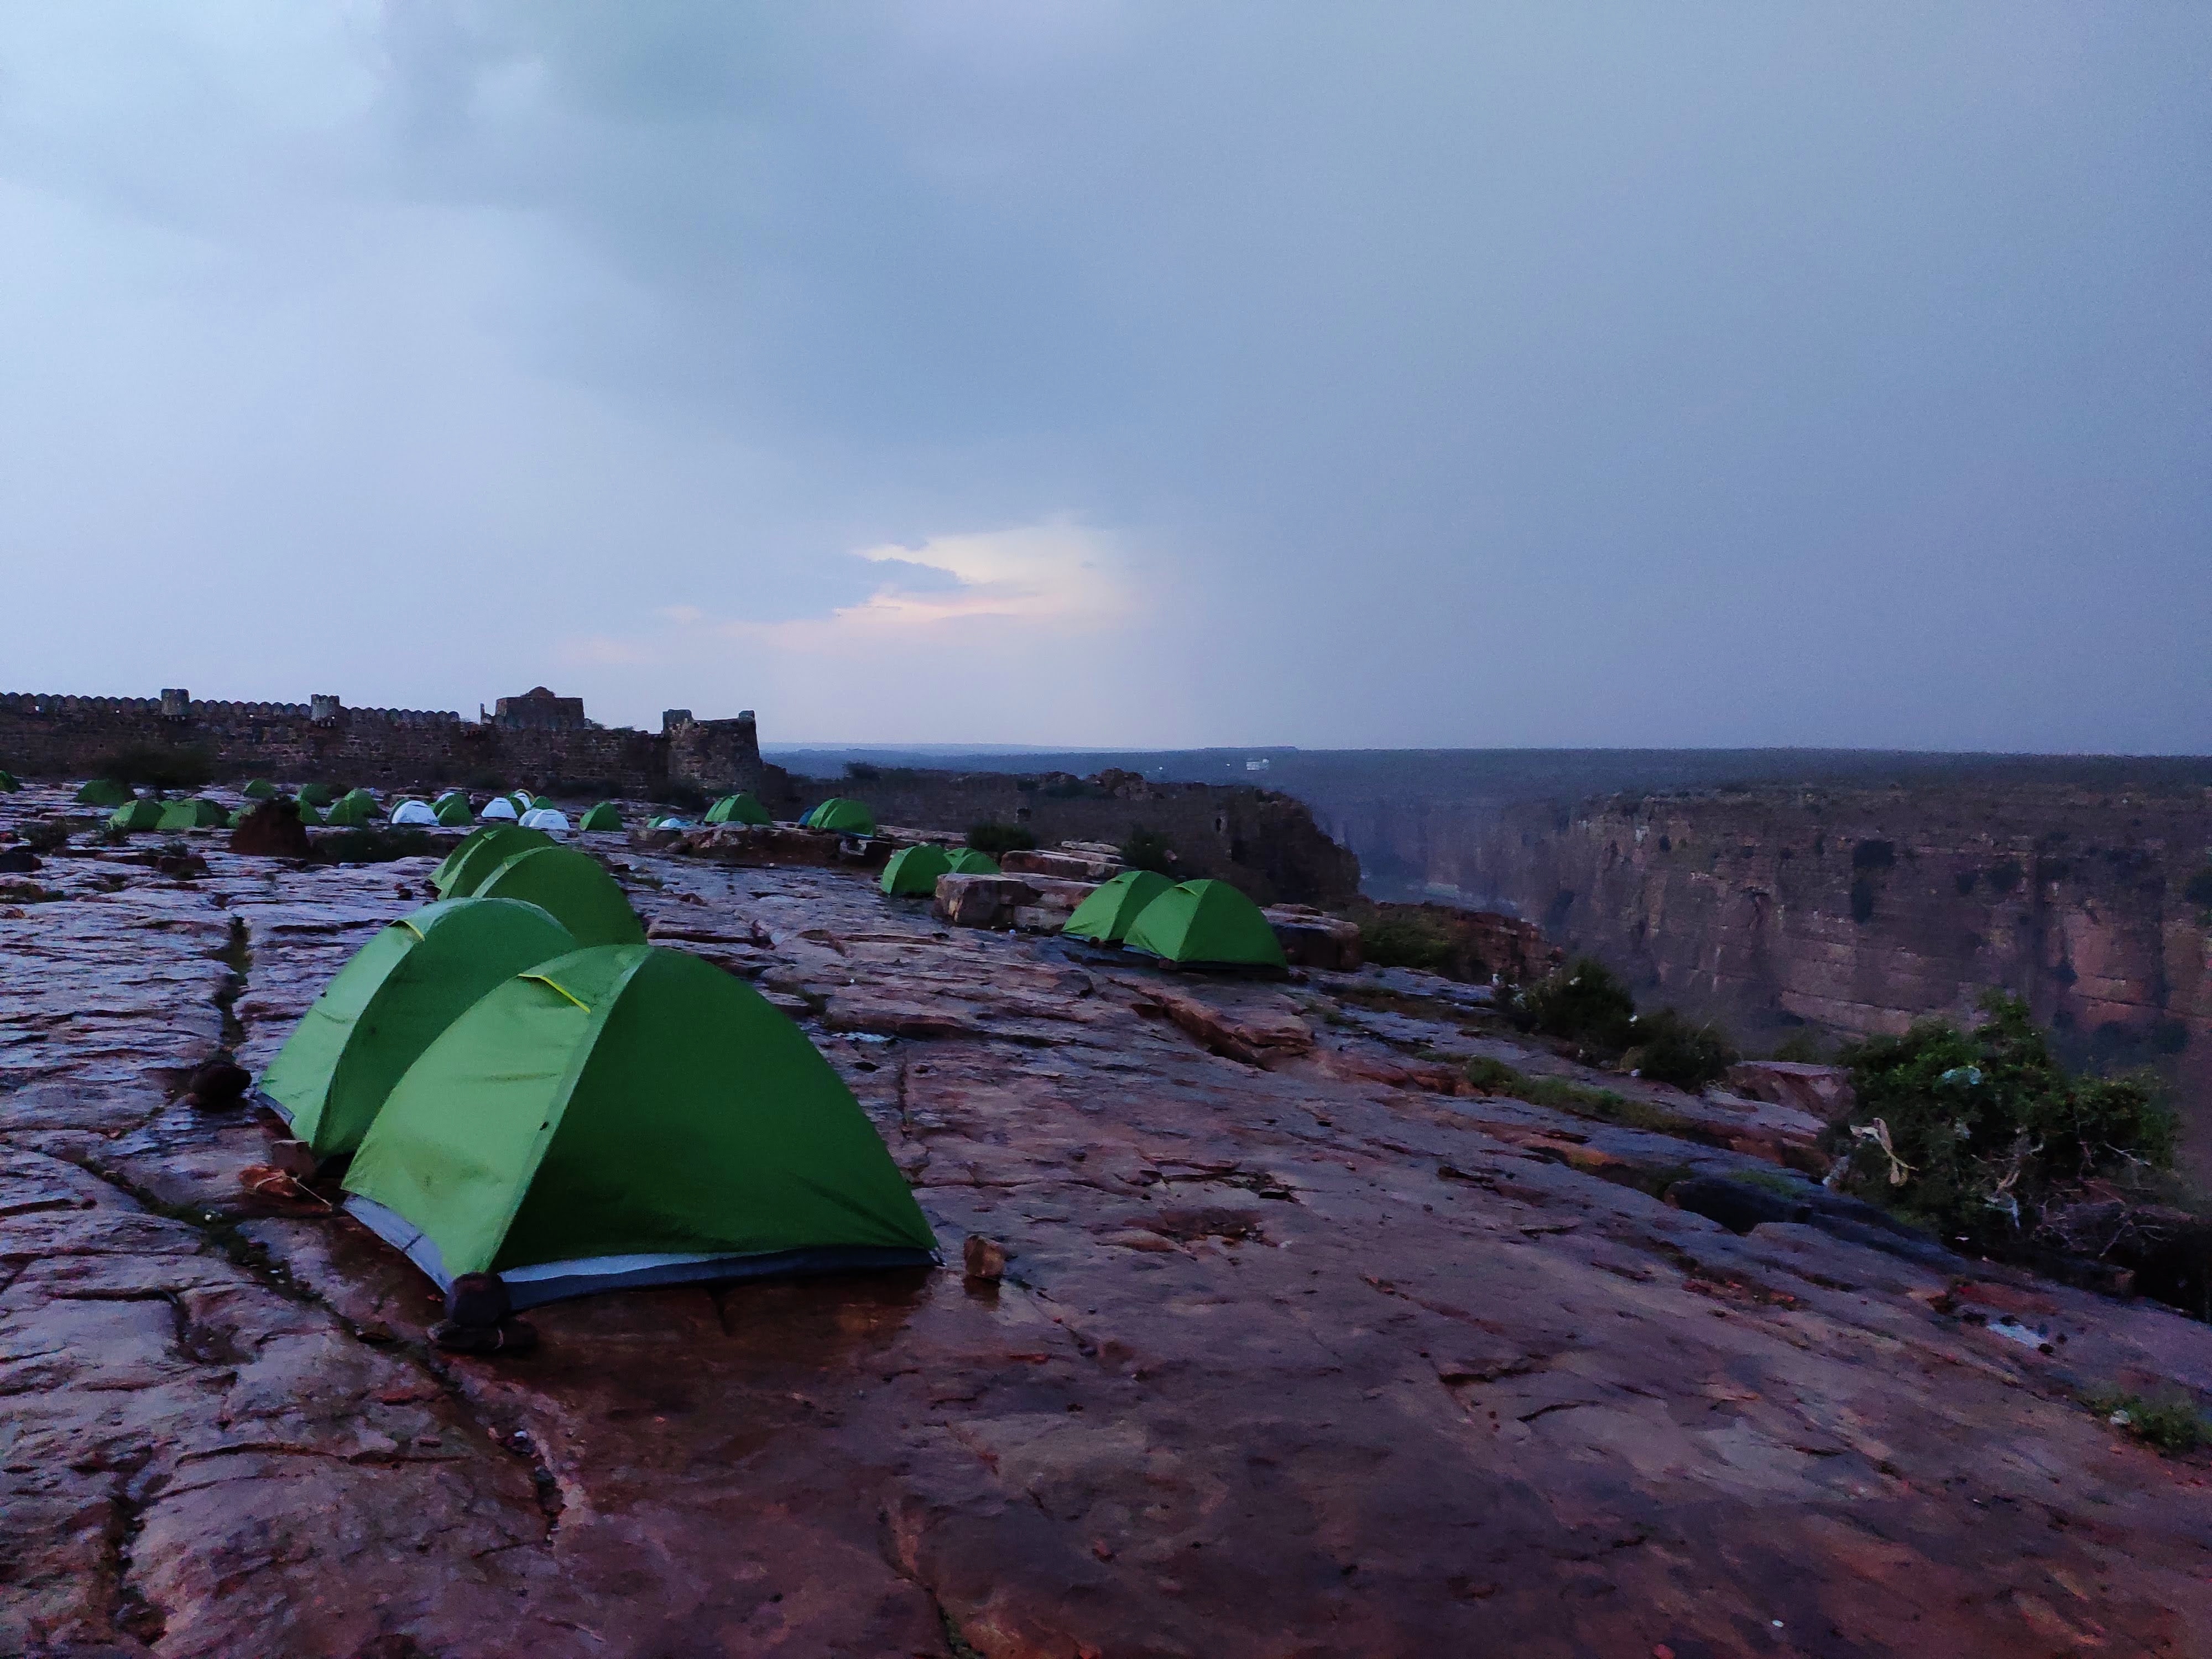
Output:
78,776,632,834
1066,872,1288,968
881,842,1288,970
259,823,935,1308
879,843,1003,893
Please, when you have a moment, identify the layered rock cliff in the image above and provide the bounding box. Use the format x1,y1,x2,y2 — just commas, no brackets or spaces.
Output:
1439,782,2212,1159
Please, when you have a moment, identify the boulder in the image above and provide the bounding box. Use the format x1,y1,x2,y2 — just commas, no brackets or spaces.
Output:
1725,1060,1854,1121
1263,905,1363,971
229,797,312,858
1003,848,1125,882
935,872,1098,931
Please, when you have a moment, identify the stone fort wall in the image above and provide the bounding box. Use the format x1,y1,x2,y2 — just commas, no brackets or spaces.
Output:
0,690,775,799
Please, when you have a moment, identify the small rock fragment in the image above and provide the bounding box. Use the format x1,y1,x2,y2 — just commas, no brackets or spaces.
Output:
185,1056,249,1112
446,1271,513,1328
430,1317,540,1355
963,1235,1006,1282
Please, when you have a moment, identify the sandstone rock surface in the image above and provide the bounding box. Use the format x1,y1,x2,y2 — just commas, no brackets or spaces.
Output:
3,780,2211,1658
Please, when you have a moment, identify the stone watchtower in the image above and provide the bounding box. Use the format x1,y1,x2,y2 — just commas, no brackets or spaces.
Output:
663,708,765,796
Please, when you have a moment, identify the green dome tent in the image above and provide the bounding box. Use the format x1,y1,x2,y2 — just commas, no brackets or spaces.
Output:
156,797,229,830
341,944,937,1307
258,898,580,1161
472,844,646,948
430,825,554,899
879,844,952,896
76,779,133,807
1122,879,1287,969
242,779,278,799
297,784,336,808
107,799,164,831
296,800,326,826
801,797,875,834
1062,869,1175,945
945,848,999,875
704,793,771,827
324,789,379,827
434,794,475,826
578,802,624,832
0,769,20,792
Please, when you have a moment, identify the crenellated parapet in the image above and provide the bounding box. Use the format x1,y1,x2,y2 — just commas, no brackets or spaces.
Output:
0,685,782,800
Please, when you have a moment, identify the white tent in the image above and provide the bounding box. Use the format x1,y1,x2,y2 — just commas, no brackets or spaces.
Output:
519,806,571,832
479,797,519,821
388,800,437,826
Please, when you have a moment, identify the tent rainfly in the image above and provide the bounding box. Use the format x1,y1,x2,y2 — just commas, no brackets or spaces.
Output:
76,779,133,807
389,800,439,826
156,797,229,830
945,848,999,875
1121,879,1287,969
242,779,278,799
479,796,520,822
578,802,623,832
471,844,646,948
704,794,771,827
801,798,875,834
107,799,165,831
1061,869,1175,945
257,898,580,1160
519,807,571,832
324,789,379,827
434,795,474,826
341,944,938,1307
297,784,336,808
879,844,952,896
430,825,554,899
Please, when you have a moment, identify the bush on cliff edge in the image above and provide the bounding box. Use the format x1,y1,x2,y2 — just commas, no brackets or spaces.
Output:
1827,990,2178,1255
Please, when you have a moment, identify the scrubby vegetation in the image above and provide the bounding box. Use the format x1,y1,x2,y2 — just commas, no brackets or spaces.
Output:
1828,992,2180,1259
1511,956,1636,1052
967,822,1037,857
1628,1008,1739,1090
88,742,212,790
1348,903,1459,976
1118,827,1177,875
2082,1389,2209,1456
1504,956,1738,1088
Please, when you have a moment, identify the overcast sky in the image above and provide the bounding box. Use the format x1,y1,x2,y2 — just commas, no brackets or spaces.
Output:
2,4,2205,750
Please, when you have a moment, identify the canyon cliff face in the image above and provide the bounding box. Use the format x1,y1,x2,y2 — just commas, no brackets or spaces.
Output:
1415,784,2212,1162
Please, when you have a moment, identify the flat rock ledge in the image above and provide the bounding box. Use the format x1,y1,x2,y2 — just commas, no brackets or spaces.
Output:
3,782,2210,1658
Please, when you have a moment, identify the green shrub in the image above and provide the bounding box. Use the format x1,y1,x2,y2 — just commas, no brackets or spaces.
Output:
1829,991,2177,1251
967,822,1037,857
1357,909,1459,976
2083,1389,2209,1455
1627,1008,1737,1090
1119,827,1177,875
1510,956,1636,1053
1464,1055,1526,1094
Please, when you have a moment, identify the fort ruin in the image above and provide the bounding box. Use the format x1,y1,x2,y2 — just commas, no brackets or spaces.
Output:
0,686,771,799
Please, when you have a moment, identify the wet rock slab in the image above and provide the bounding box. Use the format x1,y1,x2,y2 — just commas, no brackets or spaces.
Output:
3,784,2211,1657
